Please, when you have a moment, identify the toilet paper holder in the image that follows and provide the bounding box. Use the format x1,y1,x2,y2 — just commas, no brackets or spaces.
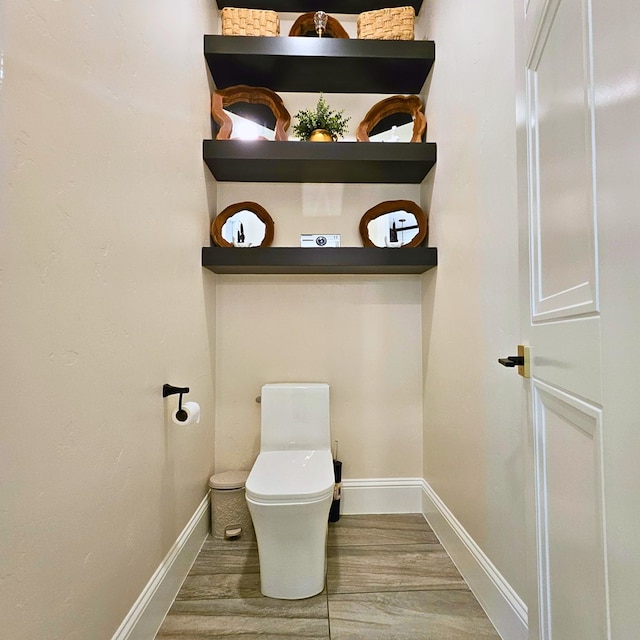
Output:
163,384,190,421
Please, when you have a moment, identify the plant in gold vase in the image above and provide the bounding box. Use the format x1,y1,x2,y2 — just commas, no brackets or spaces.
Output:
292,95,350,142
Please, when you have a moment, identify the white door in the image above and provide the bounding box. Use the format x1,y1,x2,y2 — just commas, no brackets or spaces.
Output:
514,0,640,638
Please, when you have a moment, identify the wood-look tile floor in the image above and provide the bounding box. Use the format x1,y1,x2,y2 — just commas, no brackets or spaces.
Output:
155,514,500,639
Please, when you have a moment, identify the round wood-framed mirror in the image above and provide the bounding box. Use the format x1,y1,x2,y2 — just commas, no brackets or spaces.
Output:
211,85,291,141
359,200,428,248
211,202,275,248
288,13,349,38
356,95,426,143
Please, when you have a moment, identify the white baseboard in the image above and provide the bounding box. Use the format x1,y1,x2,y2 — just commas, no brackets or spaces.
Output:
341,478,424,514
421,480,528,640
111,494,210,640
112,481,527,640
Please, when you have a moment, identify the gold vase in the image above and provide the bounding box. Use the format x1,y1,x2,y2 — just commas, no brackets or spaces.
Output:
307,129,334,142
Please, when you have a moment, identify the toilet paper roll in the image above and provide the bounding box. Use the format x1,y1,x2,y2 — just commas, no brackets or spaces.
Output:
172,401,201,426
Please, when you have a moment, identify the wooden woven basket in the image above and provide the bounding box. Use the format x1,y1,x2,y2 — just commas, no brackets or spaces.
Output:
357,6,415,40
221,7,280,36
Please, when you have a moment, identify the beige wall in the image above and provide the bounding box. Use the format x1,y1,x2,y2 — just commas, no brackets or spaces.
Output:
0,2,218,638
419,0,527,597
0,0,530,636
214,274,424,478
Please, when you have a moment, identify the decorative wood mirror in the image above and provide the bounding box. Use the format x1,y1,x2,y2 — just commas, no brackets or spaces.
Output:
288,13,349,38
359,200,428,248
356,95,426,143
211,202,275,248
211,85,291,141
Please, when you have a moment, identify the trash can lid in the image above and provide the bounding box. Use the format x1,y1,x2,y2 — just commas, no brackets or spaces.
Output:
209,470,249,490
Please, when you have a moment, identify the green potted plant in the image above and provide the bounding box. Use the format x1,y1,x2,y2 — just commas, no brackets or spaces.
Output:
292,95,350,142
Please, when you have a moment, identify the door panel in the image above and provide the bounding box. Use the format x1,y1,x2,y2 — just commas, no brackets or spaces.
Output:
533,381,607,640
528,0,598,321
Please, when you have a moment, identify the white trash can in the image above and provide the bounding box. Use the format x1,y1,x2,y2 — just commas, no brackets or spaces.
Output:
208,470,255,540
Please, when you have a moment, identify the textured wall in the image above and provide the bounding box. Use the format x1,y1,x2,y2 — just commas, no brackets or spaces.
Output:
214,275,424,479
0,1,217,638
418,1,527,597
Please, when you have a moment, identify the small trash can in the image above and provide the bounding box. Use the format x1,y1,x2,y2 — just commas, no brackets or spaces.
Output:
208,470,255,541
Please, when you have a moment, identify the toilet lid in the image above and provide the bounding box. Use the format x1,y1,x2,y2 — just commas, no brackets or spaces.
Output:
246,449,335,503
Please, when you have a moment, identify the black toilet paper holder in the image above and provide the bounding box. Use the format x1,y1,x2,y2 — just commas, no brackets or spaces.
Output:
163,384,190,421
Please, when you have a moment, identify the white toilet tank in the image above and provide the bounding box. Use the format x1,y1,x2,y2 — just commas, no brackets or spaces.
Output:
260,383,330,452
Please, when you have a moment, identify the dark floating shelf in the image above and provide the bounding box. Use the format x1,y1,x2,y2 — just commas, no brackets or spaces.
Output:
202,246,438,274
204,36,435,93
215,0,423,13
203,140,437,183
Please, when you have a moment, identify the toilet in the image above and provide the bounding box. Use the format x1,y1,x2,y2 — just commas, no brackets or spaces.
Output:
245,383,334,599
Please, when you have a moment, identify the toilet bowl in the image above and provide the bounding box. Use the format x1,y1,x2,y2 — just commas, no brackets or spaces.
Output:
246,383,334,599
